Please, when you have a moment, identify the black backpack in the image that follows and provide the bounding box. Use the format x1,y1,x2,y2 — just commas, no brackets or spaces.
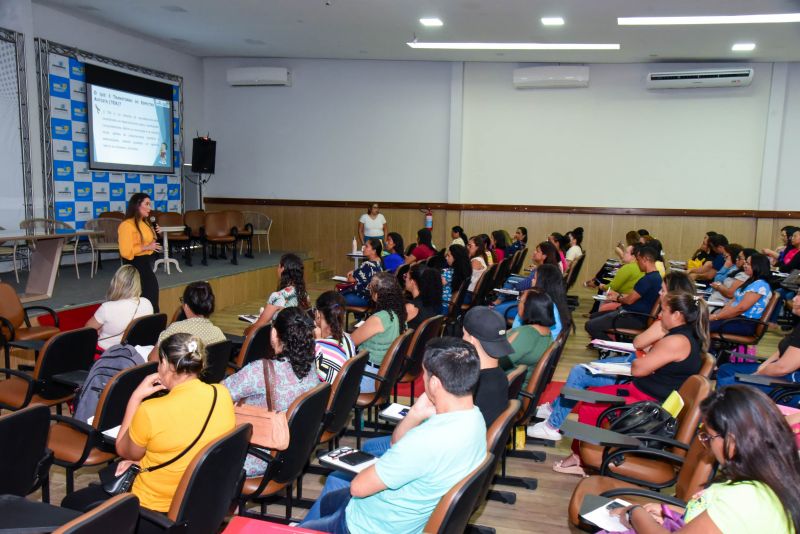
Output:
607,401,678,449
73,344,142,422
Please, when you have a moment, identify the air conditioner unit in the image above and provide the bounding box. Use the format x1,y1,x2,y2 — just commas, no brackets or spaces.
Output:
512,66,589,89
646,68,753,89
226,67,291,86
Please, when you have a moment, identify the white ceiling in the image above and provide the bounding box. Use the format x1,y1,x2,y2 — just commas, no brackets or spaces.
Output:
35,0,800,63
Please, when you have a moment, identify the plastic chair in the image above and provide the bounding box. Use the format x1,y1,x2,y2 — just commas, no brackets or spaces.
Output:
394,315,444,404
120,313,168,347
201,340,234,383
0,404,53,502
241,211,272,254
53,493,139,534
0,282,60,370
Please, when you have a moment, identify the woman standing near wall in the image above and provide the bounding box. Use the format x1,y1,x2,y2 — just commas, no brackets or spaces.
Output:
358,202,387,245
118,193,161,312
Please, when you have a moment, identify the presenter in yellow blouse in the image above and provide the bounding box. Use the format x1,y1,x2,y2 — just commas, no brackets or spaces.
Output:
119,193,162,312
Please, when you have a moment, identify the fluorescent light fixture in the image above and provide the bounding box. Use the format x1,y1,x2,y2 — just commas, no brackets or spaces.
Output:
732,42,756,51
419,17,443,27
618,13,800,25
541,17,565,26
407,42,620,50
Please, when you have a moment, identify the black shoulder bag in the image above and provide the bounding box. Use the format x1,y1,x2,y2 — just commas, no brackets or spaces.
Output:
102,385,218,495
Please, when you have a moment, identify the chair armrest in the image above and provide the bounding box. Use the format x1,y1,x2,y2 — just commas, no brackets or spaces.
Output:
362,371,386,382
247,446,275,463
0,368,36,408
610,310,654,331
560,386,626,405
600,447,686,477
138,508,177,530
600,488,687,508
735,373,796,388
714,317,764,345
50,414,96,435
23,305,60,328
518,390,534,400
729,350,767,362
625,434,690,451
560,420,641,447
0,315,16,343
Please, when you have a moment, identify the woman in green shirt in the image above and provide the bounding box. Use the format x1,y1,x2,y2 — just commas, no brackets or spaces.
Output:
613,386,800,534
501,289,554,386
351,272,407,393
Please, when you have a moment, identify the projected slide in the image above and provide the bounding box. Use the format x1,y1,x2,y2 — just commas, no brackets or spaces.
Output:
88,85,172,173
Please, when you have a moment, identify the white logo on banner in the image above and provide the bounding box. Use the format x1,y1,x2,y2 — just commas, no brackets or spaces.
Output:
154,185,168,200
73,124,88,141
71,80,87,101
111,201,126,213
92,182,110,201
110,173,125,183
75,202,93,221
55,182,75,201
168,201,181,213
53,140,73,161
50,97,71,119
125,183,140,199
49,55,69,73
74,163,90,177
140,174,154,184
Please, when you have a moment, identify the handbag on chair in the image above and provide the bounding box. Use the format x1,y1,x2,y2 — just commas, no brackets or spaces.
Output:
233,358,290,450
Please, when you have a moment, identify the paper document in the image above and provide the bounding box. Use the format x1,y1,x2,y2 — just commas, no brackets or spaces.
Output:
592,295,608,301
670,267,687,273
662,391,685,418
580,362,632,376
591,340,636,353
495,288,520,296
581,498,632,532
332,275,348,282
102,425,121,439
707,300,727,308
353,320,365,328
238,314,259,324
379,403,411,422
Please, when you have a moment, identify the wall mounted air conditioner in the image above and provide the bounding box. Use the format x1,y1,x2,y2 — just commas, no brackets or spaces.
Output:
226,67,291,86
646,68,753,89
512,66,590,89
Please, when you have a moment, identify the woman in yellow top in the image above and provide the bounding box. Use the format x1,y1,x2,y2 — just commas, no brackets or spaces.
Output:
62,333,236,513
118,193,162,312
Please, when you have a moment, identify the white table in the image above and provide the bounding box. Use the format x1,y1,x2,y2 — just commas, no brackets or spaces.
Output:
153,225,185,275
347,251,365,271
0,230,101,302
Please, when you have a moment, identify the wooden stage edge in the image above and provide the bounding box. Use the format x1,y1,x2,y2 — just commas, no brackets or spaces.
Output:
158,257,314,327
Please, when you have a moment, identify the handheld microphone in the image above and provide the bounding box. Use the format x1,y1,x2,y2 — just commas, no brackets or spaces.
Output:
149,216,157,225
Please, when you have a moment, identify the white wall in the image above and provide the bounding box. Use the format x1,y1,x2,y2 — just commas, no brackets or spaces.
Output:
460,62,772,209
775,62,800,211
202,58,452,203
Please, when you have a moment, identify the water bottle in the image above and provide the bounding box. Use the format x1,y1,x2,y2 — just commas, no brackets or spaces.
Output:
352,236,358,254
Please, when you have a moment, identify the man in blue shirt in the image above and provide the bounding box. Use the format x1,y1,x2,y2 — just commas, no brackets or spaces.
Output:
300,337,487,534
585,245,663,342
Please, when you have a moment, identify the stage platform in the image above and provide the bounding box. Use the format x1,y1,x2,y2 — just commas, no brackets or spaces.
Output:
1,250,307,314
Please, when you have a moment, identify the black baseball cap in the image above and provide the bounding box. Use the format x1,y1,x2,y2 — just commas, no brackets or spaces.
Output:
463,306,514,358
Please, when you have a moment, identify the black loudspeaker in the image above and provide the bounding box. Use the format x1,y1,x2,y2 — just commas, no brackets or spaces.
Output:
191,137,216,174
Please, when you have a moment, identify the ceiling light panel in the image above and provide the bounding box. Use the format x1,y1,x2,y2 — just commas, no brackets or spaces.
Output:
732,43,756,51
407,42,620,50
419,18,443,27
618,13,800,25
541,17,565,26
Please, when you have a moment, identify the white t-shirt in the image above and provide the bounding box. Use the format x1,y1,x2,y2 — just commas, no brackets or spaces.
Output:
359,213,387,237
566,245,583,263
94,297,154,349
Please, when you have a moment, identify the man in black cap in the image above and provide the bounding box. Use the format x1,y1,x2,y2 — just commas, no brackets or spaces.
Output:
462,306,512,427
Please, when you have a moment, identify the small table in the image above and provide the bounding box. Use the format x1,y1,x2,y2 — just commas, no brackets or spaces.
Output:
0,230,101,303
153,226,185,275
346,251,365,271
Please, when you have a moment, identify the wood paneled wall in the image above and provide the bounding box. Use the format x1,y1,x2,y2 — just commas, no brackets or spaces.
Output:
206,200,795,276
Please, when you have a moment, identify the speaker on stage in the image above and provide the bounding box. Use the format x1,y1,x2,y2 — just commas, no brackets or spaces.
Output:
191,137,217,173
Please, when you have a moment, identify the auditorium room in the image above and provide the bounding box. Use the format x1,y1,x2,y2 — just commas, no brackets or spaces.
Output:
2,0,800,532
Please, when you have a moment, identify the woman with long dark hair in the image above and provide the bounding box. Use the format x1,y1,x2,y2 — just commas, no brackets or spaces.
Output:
501,289,555,386
224,307,318,476
442,244,471,314
709,253,773,336
494,241,561,319
506,226,528,256
564,227,584,268
451,226,468,247
405,228,436,264
491,230,509,262
314,291,356,384
246,252,309,335
383,232,405,273
404,263,443,329
613,386,800,533
465,236,488,296
505,263,571,338
549,232,569,272
118,193,161,311
351,272,407,392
